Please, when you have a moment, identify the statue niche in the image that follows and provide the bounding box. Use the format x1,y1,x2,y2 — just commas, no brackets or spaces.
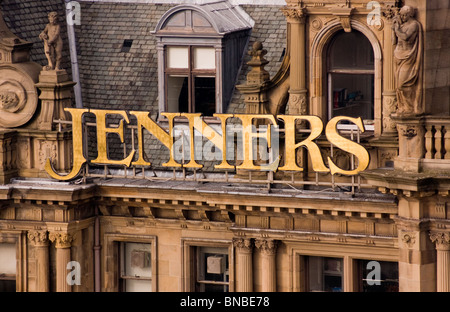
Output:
392,5,423,115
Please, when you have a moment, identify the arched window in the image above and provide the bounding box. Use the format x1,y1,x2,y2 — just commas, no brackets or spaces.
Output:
327,30,374,130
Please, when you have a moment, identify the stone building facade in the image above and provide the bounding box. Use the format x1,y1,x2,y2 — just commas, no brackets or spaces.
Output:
0,0,449,293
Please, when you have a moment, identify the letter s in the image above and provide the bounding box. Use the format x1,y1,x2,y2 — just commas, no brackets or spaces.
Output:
325,116,370,175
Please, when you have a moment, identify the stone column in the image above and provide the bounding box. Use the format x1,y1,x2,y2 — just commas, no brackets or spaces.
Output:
282,6,307,116
255,239,278,292
430,232,450,292
49,232,73,292
233,238,254,292
396,203,436,292
27,230,50,292
382,6,399,136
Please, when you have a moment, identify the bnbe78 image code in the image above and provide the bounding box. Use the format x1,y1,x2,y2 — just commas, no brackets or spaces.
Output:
224,296,270,307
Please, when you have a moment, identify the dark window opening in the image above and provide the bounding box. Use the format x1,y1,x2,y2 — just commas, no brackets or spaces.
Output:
306,256,343,292
358,260,399,292
121,39,133,53
194,246,229,292
194,77,215,116
327,30,375,127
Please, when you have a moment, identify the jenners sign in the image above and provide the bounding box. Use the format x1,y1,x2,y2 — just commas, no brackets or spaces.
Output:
45,108,370,181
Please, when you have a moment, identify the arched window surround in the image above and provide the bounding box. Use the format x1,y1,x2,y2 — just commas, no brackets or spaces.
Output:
310,19,382,134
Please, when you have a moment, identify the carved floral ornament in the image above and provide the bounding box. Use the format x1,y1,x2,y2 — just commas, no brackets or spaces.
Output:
255,239,278,255
281,6,307,23
233,237,254,253
49,232,73,248
430,232,450,250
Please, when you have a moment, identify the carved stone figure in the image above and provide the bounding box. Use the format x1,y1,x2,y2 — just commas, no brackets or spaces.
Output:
392,6,423,115
39,12,63,71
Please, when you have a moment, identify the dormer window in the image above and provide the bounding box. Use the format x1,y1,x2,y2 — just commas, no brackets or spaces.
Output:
153,1,252,117
166,46,216,115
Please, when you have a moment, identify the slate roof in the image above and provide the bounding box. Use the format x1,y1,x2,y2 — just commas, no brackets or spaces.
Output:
1,1,287,171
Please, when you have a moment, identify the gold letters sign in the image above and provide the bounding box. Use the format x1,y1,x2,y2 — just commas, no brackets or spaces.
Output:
45,108,370,180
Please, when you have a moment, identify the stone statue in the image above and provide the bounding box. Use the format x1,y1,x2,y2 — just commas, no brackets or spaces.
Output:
39,12,63,71
392,5,423,115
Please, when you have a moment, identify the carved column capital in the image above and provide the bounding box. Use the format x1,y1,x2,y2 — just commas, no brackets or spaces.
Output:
27,230,49,247
430,232,450,251
255,239,278,255
382,5,400,22
281,6,307,23
49,232,73,249
233,237,254,254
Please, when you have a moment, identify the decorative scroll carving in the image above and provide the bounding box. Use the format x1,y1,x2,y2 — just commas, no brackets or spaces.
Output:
49,232,73,248
27,230,49,247
391,6,423,115
255,239,278,255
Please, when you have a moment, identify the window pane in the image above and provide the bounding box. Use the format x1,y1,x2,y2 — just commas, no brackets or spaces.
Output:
331,73,374,120
196,246,229,292
122,242,152,278
194,47,215,70
120,242,152,293
359,260,398,292
0,244,16,275
194,77,215,116
167,47,189,68
167,76,189,113
307,256,343,292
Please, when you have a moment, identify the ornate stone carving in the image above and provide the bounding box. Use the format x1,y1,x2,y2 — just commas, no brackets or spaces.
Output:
255,239,278,255
392,6,423,115
39,12,63,71
27,230,49,247
400,126,417,138
246,41,270,86
38,141,57,169
49,232,73,248
430,232,450,250
383,5,400,21
382,96,398,132
329,3,354,32
281,6,306,23
233,237,254,253
311,18,323,32
401,232,416,248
